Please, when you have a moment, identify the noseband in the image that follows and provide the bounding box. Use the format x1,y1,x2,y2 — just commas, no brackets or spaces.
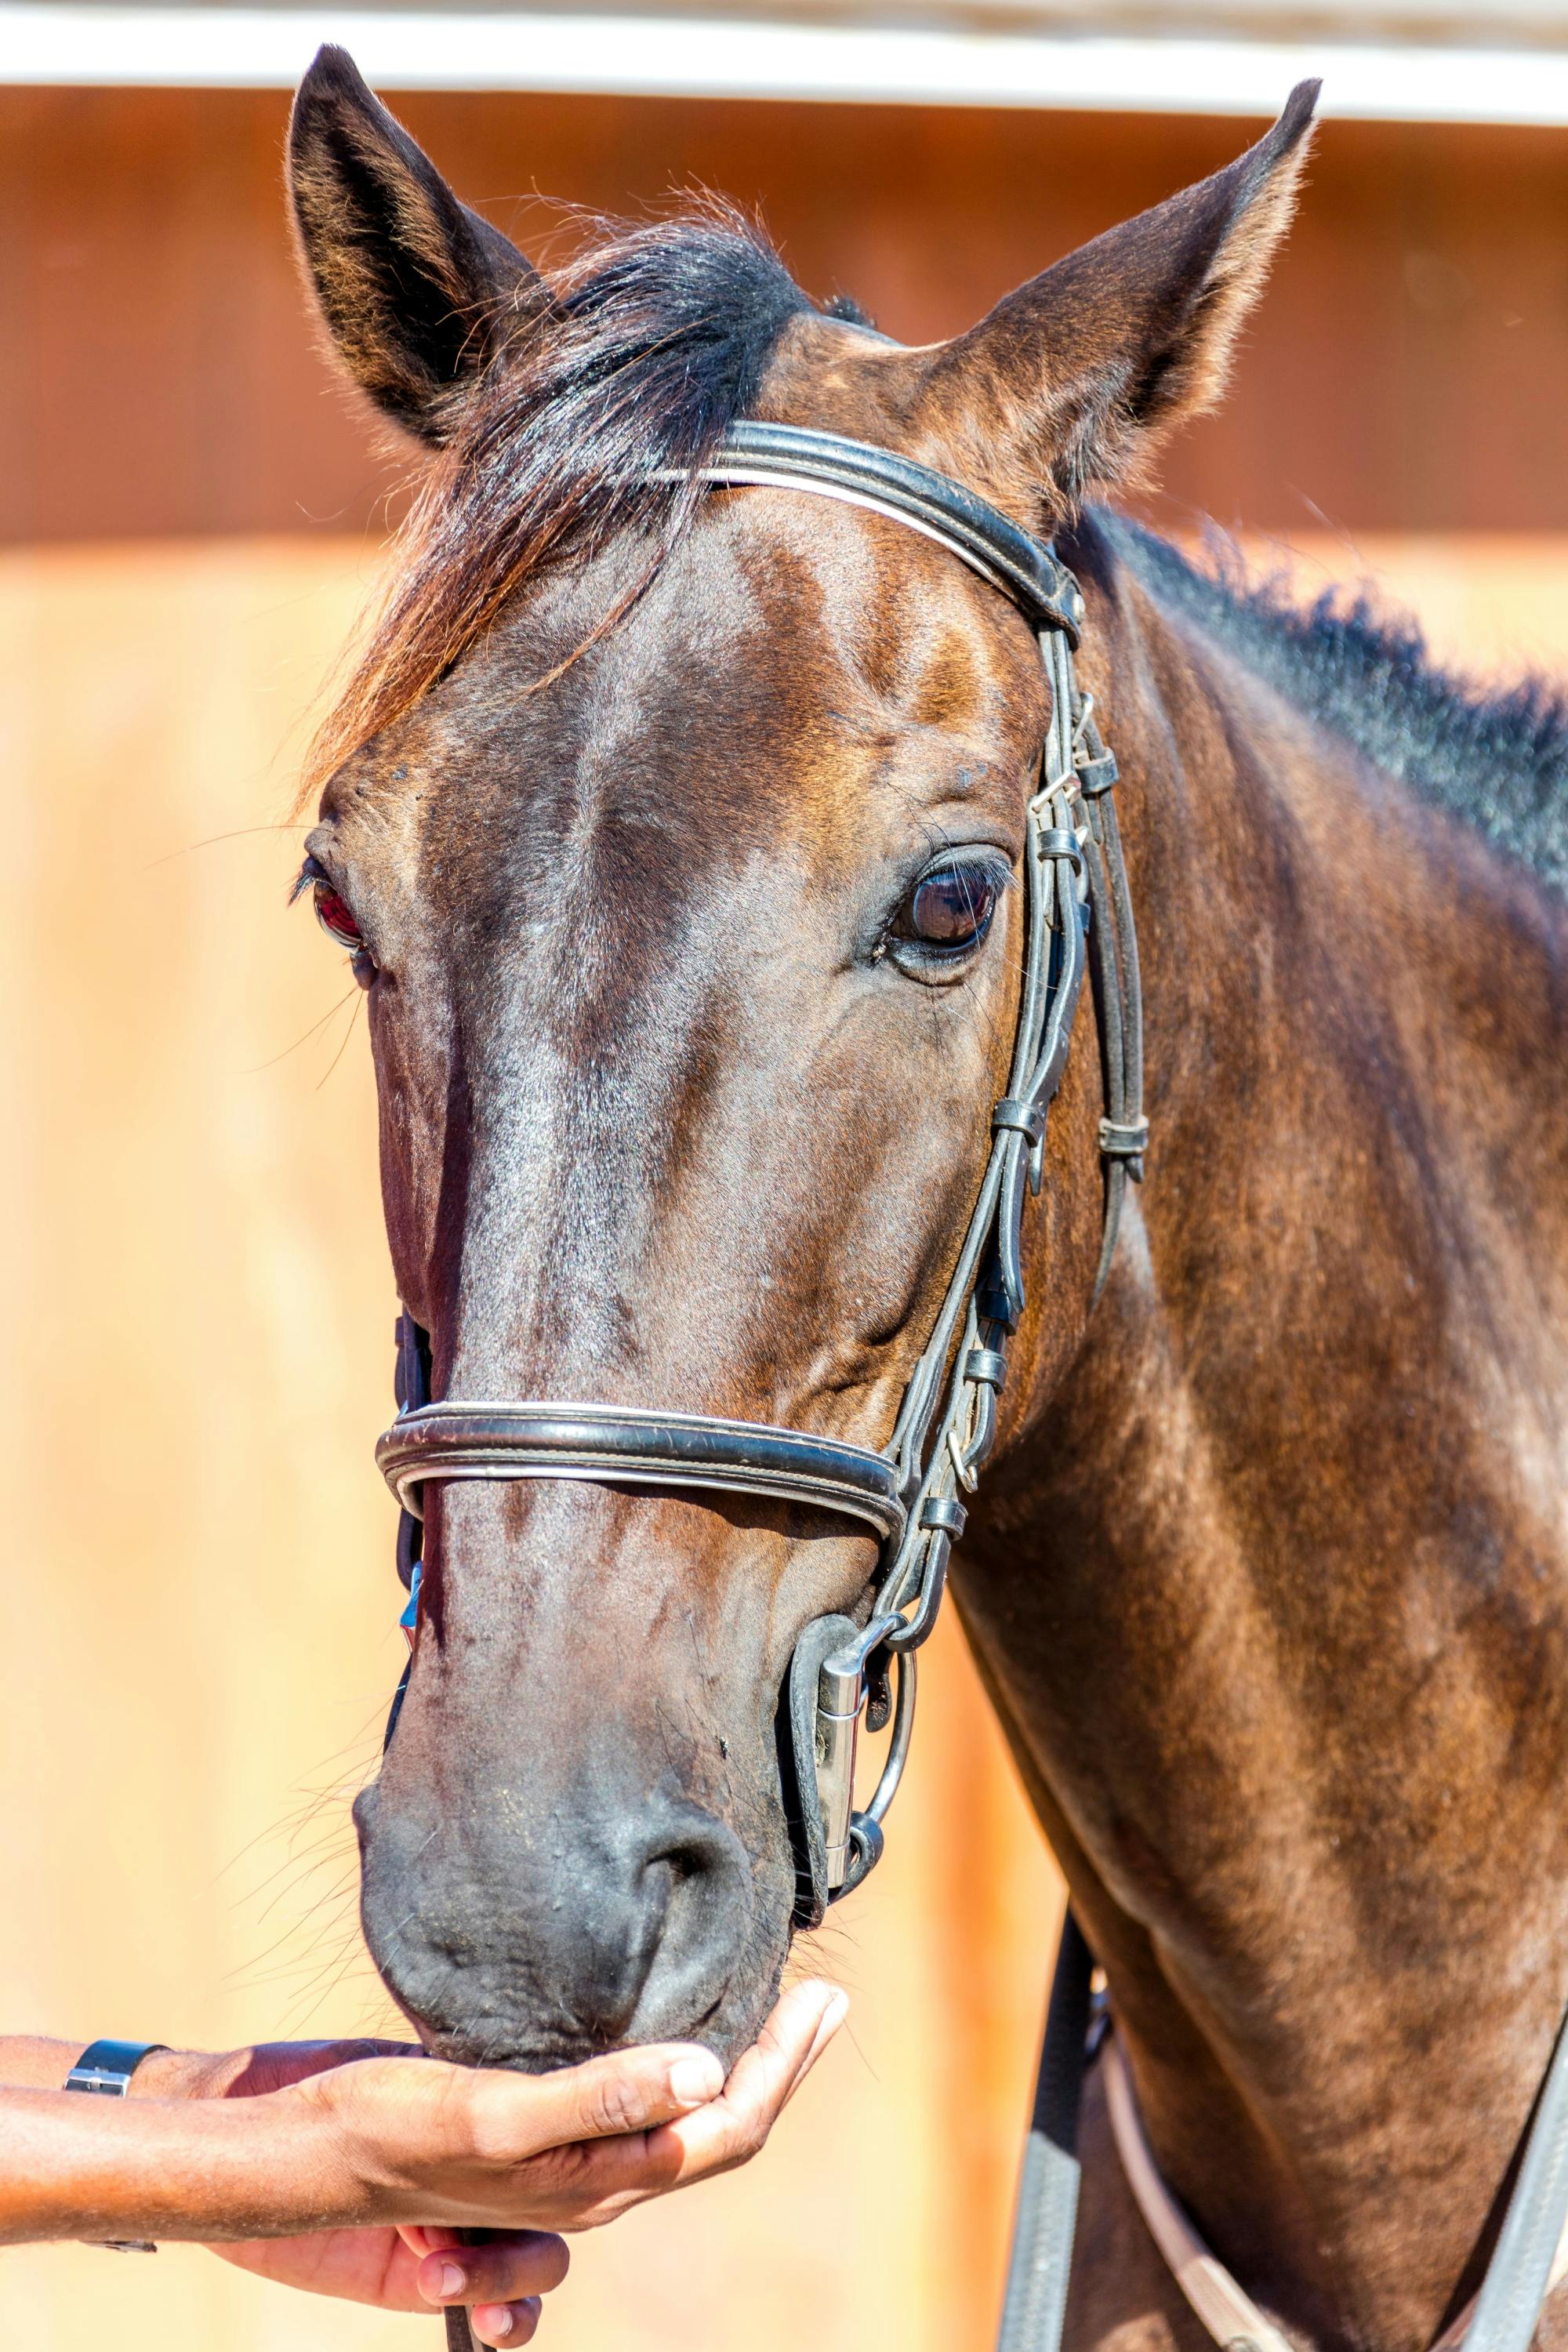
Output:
375,420,1146,1927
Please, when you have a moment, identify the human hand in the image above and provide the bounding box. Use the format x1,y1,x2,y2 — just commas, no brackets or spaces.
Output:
211,2220,562,2344
274,1975,848,2234
201,1979,847,2337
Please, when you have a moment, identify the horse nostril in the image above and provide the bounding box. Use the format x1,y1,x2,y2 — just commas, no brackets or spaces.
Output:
624,1809,752,2042
359,1784,757,2059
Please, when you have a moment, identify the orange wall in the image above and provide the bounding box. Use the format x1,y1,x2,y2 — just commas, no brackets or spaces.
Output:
3,527,1566,2351
3,86,1568,542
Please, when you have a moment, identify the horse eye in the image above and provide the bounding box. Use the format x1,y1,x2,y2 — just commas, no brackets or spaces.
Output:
896,863,1003,954
314,882,364,950
294,855,376,985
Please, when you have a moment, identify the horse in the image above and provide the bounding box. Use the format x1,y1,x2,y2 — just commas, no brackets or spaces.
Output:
285,47,1568,2351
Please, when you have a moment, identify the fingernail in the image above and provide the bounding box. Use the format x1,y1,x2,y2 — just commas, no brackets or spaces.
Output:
440,2262,466,2298
487,2313,514,2341
669,2053,723,2104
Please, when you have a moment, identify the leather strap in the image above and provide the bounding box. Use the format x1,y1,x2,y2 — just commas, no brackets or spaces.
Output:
1105,2036,1298,2352
64,2038,166,2094
378,1401,906,1541
682,420,1085,644
998,1911,1096,2352
1104,2006,1568,2352
1456,1995,1568,2352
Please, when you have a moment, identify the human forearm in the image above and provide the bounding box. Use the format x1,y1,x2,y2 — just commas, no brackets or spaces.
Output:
0,2038,85,2089
0,1980,846,2259
0,2082,345,2245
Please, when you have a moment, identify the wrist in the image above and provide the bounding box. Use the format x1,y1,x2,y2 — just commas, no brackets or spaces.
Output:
126,2047,227,2101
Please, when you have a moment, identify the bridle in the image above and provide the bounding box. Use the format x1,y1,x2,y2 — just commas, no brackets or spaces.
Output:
374,420,1147,1926
373,421,1145,2352
365,424,1568,2352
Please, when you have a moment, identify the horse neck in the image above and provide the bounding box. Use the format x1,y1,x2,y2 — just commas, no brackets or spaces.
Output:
962,528,1568,2346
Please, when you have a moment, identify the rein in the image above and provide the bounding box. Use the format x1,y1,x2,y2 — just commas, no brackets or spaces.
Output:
364,425,1568,2352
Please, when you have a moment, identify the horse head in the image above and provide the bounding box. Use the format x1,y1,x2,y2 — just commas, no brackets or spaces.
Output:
288,47,1314,2068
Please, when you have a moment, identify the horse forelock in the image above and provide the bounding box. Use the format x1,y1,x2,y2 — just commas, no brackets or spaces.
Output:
303,201,822,798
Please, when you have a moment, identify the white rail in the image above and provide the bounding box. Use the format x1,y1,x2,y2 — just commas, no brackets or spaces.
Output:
3,1,1568,120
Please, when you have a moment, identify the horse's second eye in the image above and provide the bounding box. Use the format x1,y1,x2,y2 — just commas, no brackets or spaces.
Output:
315,883,364,950
897,864,1003,955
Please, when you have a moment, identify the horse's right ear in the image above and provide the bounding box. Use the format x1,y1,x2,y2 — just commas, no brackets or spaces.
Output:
288,46,550,445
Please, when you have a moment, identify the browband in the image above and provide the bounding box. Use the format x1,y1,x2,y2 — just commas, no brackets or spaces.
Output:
680,420,1084,646
378,1401,906,1542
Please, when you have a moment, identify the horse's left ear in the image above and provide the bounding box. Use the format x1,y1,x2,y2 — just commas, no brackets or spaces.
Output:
917,82,1319,513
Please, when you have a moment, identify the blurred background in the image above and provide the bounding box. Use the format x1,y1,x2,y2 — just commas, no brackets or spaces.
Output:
3,2,1567,2346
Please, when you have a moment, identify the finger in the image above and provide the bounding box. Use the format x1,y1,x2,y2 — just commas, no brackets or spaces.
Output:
787,1984,852,2089
418,2233,568,2308
661,1982,848,2183
471,2295,543,2346
473,2040,724,2152
555,1980,848,2220
721,1979,845,2112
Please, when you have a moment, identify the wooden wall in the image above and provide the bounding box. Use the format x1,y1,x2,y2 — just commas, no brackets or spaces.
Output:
3,86,1568,542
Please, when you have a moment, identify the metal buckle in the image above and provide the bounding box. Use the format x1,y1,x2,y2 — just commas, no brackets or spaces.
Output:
815,1613,902,1890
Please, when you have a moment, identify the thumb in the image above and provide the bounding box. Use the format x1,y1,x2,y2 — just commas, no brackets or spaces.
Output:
516,2042,725,2147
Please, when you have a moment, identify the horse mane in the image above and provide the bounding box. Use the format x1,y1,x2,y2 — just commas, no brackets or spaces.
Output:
1108,516,1568,898
307,200,818,791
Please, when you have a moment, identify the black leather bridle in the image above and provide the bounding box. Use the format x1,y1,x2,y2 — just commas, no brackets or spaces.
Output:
373,423,1154,2352
376,421,1145,1930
